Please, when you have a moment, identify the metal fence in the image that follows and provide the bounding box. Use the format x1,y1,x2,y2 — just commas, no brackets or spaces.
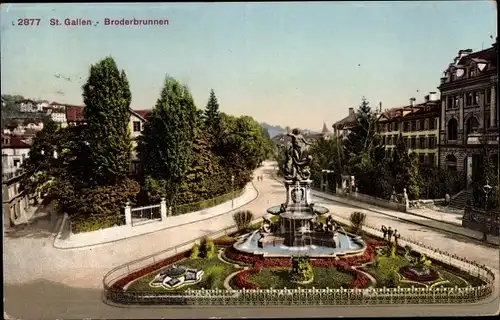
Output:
130,204,162,226
103,219,496,306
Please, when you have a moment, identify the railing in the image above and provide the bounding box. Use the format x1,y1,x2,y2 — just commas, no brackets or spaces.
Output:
2,168,24,181
103,217,496,306
130,204,161,226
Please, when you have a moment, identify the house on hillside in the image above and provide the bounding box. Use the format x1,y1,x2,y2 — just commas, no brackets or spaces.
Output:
1,134,30,180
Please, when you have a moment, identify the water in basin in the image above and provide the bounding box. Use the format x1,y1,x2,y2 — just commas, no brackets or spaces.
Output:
235,230,365,256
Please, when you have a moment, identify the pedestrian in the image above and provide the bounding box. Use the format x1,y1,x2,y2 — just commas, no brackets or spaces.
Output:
381,225,388,240
387,226,393,243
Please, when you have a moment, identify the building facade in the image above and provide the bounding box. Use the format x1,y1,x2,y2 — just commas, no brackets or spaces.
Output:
377,94,440,166
438,41,498,187
332,108,357,138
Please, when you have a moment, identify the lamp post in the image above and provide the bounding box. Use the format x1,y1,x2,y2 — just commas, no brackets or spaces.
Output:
481,180,492,241
231,175,235,209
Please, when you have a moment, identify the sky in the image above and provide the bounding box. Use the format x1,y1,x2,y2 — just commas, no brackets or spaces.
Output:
1,2,497,130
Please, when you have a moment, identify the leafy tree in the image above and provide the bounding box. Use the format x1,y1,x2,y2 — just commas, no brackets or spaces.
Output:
203,89,221,135
138,75,199,205
309,138,343,189
82,56,133,186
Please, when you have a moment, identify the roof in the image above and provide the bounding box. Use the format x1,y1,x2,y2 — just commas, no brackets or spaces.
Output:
1,134,30,149
378,105,424,122
402,104,440,120
332,113,357,129
132,109,152,120
457,46,497,66
66,106,85,123
65,105,153,123
321,122,330,134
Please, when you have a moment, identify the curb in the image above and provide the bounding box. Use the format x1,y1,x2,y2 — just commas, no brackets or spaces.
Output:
313,192,500,248
52,180,261,250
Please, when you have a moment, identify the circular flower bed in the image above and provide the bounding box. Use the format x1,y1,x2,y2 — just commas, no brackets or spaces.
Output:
399,266,439,282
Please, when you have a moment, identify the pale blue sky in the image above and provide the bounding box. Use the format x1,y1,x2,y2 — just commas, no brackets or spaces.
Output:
1,2,497,129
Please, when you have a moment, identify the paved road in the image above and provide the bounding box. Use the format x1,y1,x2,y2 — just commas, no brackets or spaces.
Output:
4,161,499,318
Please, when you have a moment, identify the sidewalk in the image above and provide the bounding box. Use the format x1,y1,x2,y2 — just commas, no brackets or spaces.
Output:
53,180,259,249
311,189,500,247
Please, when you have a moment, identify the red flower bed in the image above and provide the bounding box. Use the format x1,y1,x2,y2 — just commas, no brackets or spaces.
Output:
111,251,188,290
224,246,260,264
234,268,260,289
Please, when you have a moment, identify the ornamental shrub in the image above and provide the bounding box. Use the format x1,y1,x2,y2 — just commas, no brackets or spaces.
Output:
233,210,254,231
289,255,314,283
349,211,366,235
202,238,216,258
190,243,200,259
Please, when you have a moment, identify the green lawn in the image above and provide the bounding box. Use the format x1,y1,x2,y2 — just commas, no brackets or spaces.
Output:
244,267,355,289
126,256,239,292
362,247,486,289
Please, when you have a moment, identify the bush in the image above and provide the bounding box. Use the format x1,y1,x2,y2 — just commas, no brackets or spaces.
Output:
289,256,314,283
172,189,244,215
349,211,366,234
233,210,254,231
190,243,200,259
202,238,216,259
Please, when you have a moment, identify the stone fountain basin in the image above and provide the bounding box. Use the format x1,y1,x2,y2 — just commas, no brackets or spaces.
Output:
266,204,329,216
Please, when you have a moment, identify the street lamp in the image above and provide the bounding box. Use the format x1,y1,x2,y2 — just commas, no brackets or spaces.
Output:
481,180,493,241
231,175,235,209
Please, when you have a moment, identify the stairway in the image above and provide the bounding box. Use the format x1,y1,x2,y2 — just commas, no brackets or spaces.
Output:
448,188,473,210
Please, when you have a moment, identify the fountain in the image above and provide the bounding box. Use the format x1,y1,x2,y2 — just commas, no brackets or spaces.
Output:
233,128,366,257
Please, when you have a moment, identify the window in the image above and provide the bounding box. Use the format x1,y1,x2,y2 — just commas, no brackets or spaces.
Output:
382,136,386,145
486,88,492,105
473,92,480,105
419,137,426,148
403,122,409,132
428,136,436,149
131,162,140,174
388,123,392,132
470,67,477,77
447,118,458,141
428,153,435,167
447,96,453,110
387,136,391,145
466,93,473,106
485,115,491,128
133,121,141,132
429,117,435,130
411,121,417,132
419,153,425,164
454,96,459,108
410,137,417,149
446,154,457,171
419,119,425,131
403,137,409,146
13,159,20,167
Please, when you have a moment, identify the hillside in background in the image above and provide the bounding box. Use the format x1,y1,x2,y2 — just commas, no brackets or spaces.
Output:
259,122,286,138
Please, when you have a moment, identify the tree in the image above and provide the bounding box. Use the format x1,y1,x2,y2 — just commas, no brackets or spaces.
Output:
203,89,221,135
82,56,133,186
138,75,199,205
391,135,422,199
309,138,343,189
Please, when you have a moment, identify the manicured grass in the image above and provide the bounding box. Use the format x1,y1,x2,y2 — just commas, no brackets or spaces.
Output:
244,267,354,289
362,247,486,289
126,256,239,292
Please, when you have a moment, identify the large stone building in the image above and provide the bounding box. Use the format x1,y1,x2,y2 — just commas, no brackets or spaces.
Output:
438,40,498,188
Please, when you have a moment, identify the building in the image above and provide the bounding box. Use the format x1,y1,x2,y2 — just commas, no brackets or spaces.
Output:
45,102,68,124
438,40,498,188
18,99,37,113
2,172,31,228
65,106,152,174
1,134,30,181
378,93,440,166
332,108,357,138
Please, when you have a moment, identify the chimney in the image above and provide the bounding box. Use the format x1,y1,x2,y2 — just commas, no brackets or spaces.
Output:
428,92,438,102
409,97,415,107
379,101,382,113
348,107,354,116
